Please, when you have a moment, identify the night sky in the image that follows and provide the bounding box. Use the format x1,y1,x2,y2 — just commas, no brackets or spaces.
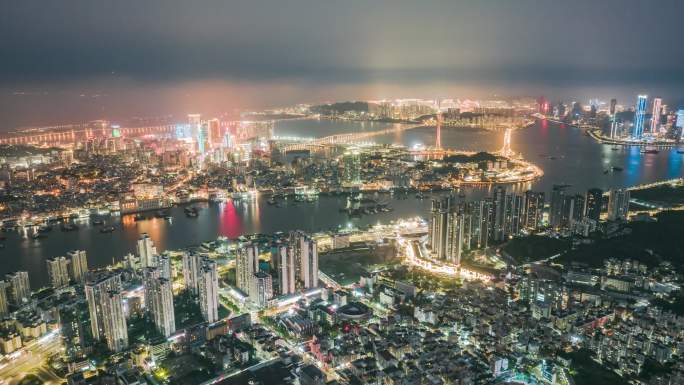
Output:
2,0,684,128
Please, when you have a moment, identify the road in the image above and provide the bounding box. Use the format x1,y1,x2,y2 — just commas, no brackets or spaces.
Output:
0,330,64,385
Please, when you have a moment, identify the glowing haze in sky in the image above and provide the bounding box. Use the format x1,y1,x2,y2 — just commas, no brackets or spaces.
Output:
2,0,684,127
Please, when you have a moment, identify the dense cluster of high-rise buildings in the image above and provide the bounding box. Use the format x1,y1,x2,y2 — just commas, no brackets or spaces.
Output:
428,185,632,263
235,231,320,308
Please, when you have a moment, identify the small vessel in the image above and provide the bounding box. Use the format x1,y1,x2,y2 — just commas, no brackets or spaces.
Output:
611,166,623,172
164,215,173,221
611,146,620,151
184,206,199,217
60,223,79,232
37,225,52,233
134,214,146,221
677,149,684,154
100,226,115,233
92,219,105,226
641,148,659,154
30,233,45,240
154,210,169,218
267,197,277,205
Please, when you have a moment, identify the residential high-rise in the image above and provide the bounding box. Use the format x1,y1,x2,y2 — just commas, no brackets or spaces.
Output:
472,199,493,249
85,273,128,352
0,281,9,316
47,256,71,288
236,243,259,295
633,95,648,138
523,191,545,230
342,149,361,184
249,272,273,307
563,194,585,226
607,189,630,221
274,243,296,296
182,252,202,294
290,231,319,289
157,253,172,280
492,187,507,241
504,194,523,238
137,233,157,269
651,97,662,133
144,268,175,337
428,196,466,264
101,290,128,352
67,250,88,283
549,185,568,229
5,271,30,305
584,188,603,221
198,259,219,323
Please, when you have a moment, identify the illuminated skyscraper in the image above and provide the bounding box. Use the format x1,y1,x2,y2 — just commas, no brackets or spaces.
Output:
144,268,175,337
5,271,30,305
236,243,259,295
428,196,465,264
607,189,630,221
47,256,70,288
67,250,88,283
549,185,568,229
0,281,9,316
249,271,273,307
274,243,296,295
584,188,603,221
342,149,361,184
137,233,157,269
85,273,128,352
676,109,684,130
650,97,662,133
182,252,202,294
633,95,648,138
290,231,319,289
208,118,222,148
523,191,545,230
198,259,219,323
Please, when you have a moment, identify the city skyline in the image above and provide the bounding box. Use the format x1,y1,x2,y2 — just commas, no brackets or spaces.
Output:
3,1,684,127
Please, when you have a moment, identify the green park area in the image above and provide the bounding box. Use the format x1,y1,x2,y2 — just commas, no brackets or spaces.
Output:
561,349,628,385
501,235,570,265
559,211,684,269
319,247,391,285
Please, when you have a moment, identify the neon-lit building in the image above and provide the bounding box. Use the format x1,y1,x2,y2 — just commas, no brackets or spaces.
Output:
650,97,662,133
633,95,647,139
676,109,684,129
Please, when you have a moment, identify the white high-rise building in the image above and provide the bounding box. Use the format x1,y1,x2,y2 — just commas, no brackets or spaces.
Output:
137,233,157,268
236,243,259,295
607,189,630,221
274,244,296,295
249,272,273,307
85,273,128,352
102,290,128,352
156,253,172,280
67,250,88,283
0,280,9,316
5,271,30,305
198,259,219,323
46,256,71,288
144,268,175,337
182,252,202,294
290,231,319,289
